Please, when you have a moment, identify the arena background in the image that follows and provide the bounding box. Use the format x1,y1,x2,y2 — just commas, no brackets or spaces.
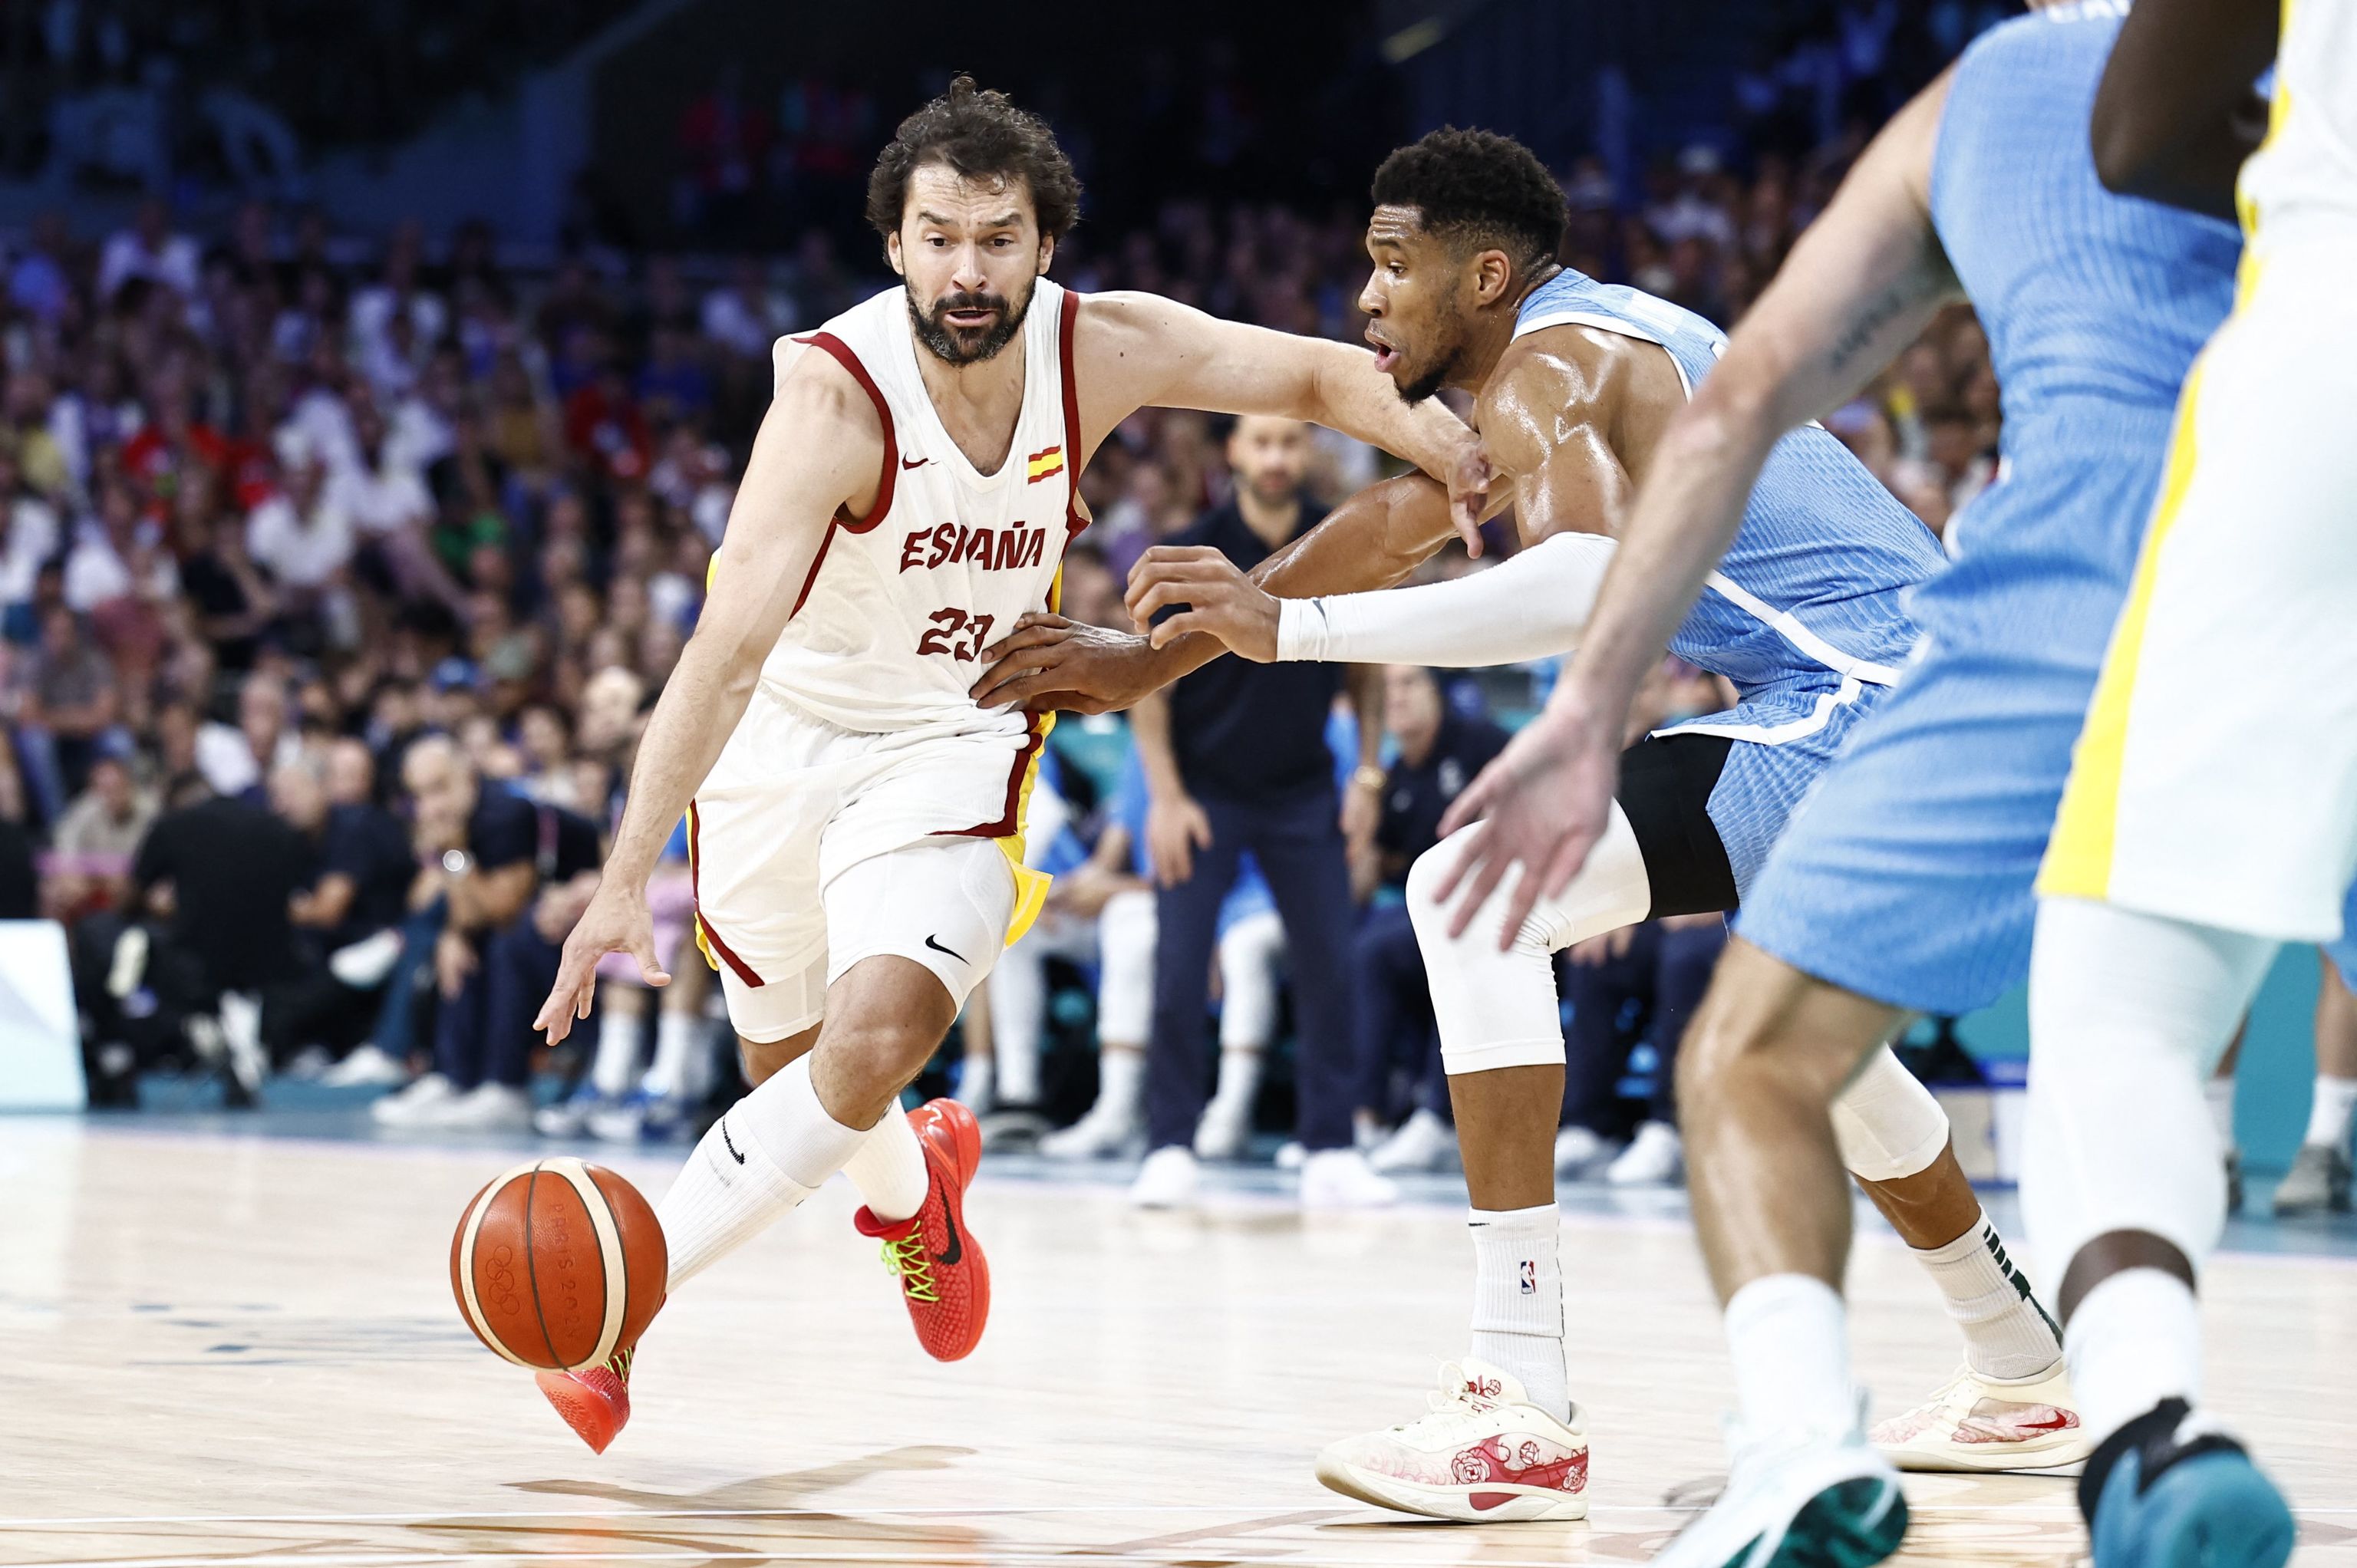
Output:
0,0,2325,1168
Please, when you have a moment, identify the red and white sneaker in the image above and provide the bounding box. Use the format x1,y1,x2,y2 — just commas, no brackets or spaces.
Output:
535,1345,633,1454
1872,1361,2092,1471
853,1099,990,1362
1315,1359,1589,1522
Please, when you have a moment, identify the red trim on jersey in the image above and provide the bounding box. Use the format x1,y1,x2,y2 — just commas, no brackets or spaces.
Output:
942,714,1048,840
1057,291,1089,542
791,331,895,533
687,800,763,987
787,520,839,621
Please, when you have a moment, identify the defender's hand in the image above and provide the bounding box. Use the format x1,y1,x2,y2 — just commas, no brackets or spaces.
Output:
1434,693,1624,948
534,881,669,1044
1446,431,1498,558
1124,547,1281,660
971,613,1166,714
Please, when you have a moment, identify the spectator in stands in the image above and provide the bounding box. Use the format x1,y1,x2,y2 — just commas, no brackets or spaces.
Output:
16,604,123,816
1129,415,1390,1210
0,445,61,644
370,735,599,1131
45,751,153,919
269,753,414,1078
1357,666,1511,1174
97,196,200,305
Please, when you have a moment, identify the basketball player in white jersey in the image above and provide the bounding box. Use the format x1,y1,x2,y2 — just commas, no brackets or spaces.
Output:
522,77,1483,1454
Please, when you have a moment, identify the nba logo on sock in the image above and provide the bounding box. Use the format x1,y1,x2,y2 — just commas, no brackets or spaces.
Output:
1519,1260,1538,1294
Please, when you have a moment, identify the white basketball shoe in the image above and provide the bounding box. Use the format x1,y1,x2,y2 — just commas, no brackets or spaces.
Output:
1314,1359,1589,1523
1654,1398,1907,1568
1872,1361,2092,1471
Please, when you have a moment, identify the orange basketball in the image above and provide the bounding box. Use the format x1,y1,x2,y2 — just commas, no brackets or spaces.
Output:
450,1158,666,1372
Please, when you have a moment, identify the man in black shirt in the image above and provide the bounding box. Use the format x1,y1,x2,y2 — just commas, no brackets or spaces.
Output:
1358,666,1510,1172
1129,416,1390,1207
373,734,600,1130
266,755,417,1066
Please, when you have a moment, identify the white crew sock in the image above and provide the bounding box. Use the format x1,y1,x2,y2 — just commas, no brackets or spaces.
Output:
1467,1204,1570,1422
958,1055,995,1110
2065,1267,2202,1444
1209,1047,1263,1111
655,1054,867,1289
2204,1076,2237,1148
643,1010,707,1100
590,1010,643,1099
997,1029,1040,1107
2305,1075,2357,1148
1094,1046,1146,1125
1723,1273,1857,1437
842,1100,931,1224
1912,1210,2063,1380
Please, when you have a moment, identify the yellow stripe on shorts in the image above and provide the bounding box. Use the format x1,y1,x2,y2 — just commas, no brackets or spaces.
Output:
2039,360,2207,901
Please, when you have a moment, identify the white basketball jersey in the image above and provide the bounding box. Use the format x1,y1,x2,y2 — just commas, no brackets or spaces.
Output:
2240,0,2357,257
757,280,1083,733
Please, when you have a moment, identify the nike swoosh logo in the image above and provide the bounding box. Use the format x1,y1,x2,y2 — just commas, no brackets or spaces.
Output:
720,1118,746,1165
924,934,967,964
934,1190,964,1267
901,455,930,469
2014,1411,2078,1434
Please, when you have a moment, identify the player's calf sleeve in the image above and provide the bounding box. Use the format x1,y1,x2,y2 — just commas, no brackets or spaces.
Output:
1409,811,1652,1078
2022,897,2276,1438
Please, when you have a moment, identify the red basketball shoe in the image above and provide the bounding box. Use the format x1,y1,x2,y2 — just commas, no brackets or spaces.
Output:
535,1345,632,1454
853,1099,990,1361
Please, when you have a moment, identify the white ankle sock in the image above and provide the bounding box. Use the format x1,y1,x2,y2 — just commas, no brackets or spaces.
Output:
2065,1267,2201,1444
1723,1273,1856,1437
1096,1047,1145,1123
842,1101,931,1224
2305,1075,2357,1148
644,1010,706,1099
1467,1204,1570,1422
656,1054,865,1288
959,1056,994,1108
998,1036,1039,1105
591,1013,643,1098
2204,1076,2237,1146
1913,1210,2064,1380
1210,1047,1263,1110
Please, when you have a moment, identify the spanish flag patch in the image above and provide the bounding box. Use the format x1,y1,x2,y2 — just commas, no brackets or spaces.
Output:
1025,445,1065,484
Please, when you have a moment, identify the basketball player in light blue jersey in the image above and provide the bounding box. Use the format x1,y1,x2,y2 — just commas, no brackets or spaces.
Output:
977,127,2086,1524
1434,5,2294,1565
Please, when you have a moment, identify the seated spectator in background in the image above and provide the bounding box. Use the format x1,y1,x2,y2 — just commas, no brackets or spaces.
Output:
0,744,37,920
174,481,280,674
45,751,154,920
0,443,61,644
1553,914,1728,1187
268,754,415,1077
15,604,123,819
371,736,599,1132
97,197,200,305
1356,666,1511,1174
124,771,312,1103
246,447,356,602
196,671,300,802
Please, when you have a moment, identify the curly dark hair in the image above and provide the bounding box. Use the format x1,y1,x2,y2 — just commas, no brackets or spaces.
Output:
865,76,1083,243
1370,127,1566,267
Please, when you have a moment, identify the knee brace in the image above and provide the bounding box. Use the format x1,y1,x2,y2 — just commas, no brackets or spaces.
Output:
1831,1044,1953,1182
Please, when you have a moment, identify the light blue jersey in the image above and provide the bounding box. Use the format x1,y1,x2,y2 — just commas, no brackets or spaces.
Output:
1512,270,1946,888
1738,2,2272,1011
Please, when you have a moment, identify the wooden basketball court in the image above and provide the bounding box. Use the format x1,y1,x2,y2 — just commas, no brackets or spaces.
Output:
5,1117,2353,1566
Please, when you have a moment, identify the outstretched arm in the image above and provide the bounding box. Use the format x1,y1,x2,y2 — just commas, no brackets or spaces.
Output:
969,469,1472,713
1435,68,1962,945
1077,292,1488,542
2092,0,2276,219
533,355,878,1039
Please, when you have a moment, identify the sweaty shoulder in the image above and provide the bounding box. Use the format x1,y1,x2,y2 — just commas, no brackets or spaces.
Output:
1476,322,1682,478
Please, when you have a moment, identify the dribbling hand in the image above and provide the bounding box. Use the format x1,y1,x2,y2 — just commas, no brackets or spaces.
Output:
969,613,1165,714
535,881,669,1045
1124,547,1281,660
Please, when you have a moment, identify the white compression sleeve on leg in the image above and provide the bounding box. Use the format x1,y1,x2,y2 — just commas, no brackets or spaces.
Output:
1408,806,1653,1077
2022,897,2276,1283
1277,530,1617,667
1830,1045,1952,1181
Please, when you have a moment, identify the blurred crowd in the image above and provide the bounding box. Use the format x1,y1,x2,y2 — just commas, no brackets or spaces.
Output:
0,74,2015,1184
